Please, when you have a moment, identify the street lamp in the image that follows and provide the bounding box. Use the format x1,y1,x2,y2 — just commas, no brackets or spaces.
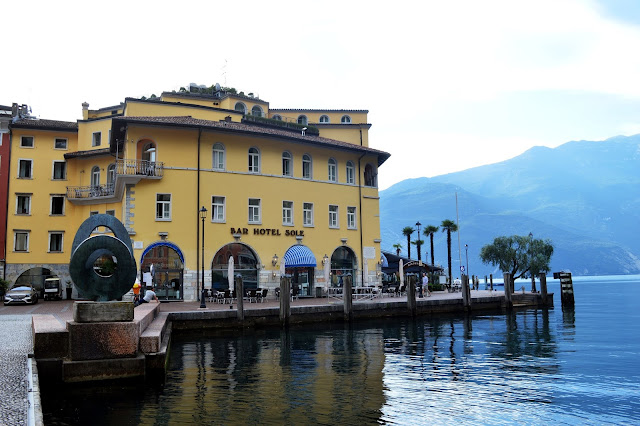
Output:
415,221,422,261
200,206,207,309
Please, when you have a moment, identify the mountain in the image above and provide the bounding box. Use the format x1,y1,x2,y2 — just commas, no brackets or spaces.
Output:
380,135,640,277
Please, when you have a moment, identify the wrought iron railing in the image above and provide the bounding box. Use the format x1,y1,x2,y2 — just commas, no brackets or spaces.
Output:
66,184,115,199
116,159,164,177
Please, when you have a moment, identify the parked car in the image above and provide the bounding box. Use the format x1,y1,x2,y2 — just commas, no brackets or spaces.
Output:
44,278,62,300
3,286,39,305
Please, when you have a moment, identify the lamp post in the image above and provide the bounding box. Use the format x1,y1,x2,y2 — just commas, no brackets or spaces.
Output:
465,244,469,286
415,221,422,261
200,206,207,309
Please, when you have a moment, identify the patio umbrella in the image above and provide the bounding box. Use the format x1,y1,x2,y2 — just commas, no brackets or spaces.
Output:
280,256,286,277
363,258,368,286
228,256,234,291
399,259,404,287
323,256,331,291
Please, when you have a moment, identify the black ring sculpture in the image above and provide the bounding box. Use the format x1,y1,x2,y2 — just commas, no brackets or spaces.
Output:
69,214,137,301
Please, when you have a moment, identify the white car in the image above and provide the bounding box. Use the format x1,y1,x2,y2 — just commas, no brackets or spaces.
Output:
4,286,39,305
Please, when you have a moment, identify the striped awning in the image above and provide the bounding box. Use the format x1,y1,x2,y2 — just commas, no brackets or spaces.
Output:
283,245,317,268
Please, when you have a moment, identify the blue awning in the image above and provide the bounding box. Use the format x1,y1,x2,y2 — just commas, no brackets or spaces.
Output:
381,253,388,268
141,241,185,264
283,245,317,268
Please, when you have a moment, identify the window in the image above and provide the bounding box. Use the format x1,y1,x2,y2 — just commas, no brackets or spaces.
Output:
18,159,32,178
142,142,156,162
91,166,100,186
248,198,261,224
282,201,293,225
51,195,65,215
341,115,352,123
105,210,115,216
346,161,355,184
302,154,312,179
297,115,308,125
211,196,225,222
272,114,282,121
364,164,377,187
347,206,357,229
251,105,263,117
107,164,116,186
329,205,339,228
21,136,34,148
235,102,247,114
54,138,67,149
16,194,31,215
156,194,171,220
48,232,63,253
319,115,330,123
328,158,337,182
303,202,314,226
282,152,292,177
212,143,225,170
92,132,101,147
14,231,29,252
53,161,66,180
248,147,260,173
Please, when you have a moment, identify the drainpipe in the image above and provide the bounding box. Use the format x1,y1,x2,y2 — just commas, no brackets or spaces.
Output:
357,129,366,286
3,129,12,280
196,128,202,301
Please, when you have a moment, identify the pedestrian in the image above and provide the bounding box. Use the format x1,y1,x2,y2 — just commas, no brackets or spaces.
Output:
136,286,159,306
422,273,431,296
132,282,141,304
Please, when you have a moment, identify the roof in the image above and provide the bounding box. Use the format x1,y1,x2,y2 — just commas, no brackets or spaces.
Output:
64,148,111,159
10,118,78,131
112,116,390,166
161,90,268,104
270,108,369,113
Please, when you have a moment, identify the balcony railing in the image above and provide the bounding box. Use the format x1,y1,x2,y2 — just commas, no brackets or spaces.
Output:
116,159,164,177
67,183,115,199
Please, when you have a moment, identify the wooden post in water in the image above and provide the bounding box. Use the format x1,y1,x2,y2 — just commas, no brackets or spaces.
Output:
407,275,417,317
235,275,244,322
539,273,548,305
503,272,512,309
280,275,291,327
461,274,470,310
343,274,353,322
490,274,493,291
554,271,574,308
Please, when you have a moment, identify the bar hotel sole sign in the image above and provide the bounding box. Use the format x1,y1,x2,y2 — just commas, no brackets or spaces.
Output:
230,227,305,237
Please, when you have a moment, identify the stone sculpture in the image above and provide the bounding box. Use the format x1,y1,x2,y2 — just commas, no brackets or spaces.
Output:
69,214,137,301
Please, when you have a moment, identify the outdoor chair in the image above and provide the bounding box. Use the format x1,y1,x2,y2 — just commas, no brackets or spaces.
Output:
216,291,224,304
248,289,258,303
223,290,231,304
275,287,280,300
261,288,268,302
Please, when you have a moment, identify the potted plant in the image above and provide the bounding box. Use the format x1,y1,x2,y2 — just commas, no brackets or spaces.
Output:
0,278,9,298
65,280,73,300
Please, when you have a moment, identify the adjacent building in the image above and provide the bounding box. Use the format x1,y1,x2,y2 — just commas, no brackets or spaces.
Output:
5,85,390,301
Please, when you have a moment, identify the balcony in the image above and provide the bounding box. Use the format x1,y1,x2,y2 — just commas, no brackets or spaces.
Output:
66,160,164,204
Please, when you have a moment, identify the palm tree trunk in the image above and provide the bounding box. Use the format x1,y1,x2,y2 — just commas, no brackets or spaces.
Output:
430,235,435,266
447,230,452,285
407,235,411,259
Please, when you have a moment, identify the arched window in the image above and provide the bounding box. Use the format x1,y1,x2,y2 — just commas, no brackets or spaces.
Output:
212,143,225,170
211,243,258,291
282,151,293,177
248,147,260,173
235,102,247,114
272,114,282,121
319,115,330,123
142,142,156,162
302,154,312,179
91,166,100,187
251,105,263,117
328,158,337,182
107,163,116,186
297,115,308,125
346,161,355,184
341,115,351,123
364,164,377,187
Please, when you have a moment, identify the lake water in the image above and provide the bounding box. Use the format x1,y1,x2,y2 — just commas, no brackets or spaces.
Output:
42,276,640,425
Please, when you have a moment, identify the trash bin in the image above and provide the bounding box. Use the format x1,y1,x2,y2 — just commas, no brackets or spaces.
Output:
315,286,323,298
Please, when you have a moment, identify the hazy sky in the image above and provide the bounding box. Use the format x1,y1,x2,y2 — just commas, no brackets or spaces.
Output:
4,0,640,189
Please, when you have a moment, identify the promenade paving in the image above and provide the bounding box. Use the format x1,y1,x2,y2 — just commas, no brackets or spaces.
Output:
0,289,504,425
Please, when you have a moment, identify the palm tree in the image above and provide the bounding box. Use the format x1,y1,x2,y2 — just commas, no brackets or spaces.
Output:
412,239,425,261
392,243,402,256
441,219,458,285
424,225,439,267
401,226,415,259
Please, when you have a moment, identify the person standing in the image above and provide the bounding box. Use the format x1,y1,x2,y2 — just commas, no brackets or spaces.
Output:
422,273,431,296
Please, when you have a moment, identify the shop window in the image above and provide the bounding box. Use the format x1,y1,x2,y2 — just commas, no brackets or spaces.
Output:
156,194,171,220
302,154,312,179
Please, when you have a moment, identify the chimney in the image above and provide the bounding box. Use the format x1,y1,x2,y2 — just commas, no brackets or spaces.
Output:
82,102,89,120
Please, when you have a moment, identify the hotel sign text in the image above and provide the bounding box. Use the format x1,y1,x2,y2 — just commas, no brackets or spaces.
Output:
230,227,305,237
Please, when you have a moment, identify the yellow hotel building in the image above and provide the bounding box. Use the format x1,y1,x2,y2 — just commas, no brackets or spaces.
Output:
6,86,390,301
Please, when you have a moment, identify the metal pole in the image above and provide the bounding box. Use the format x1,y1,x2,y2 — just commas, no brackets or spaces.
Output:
200,207,207,308
465,244,469,282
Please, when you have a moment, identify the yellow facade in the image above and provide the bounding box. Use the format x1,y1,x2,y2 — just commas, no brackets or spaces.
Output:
6,88,389,301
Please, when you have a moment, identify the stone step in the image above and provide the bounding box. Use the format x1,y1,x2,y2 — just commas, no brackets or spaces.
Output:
139,312,169,354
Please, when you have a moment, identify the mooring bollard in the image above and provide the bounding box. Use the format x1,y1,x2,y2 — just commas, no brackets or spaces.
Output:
407,275,417,317
343,274,353,322
539,273,548,306
554,271,575,308
280,275,291,327
490,274,494,291
462,274,472,310
235,275,244,321
503,272,513,309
